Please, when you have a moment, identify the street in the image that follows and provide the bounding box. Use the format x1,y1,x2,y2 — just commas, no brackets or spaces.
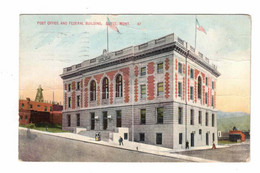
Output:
175,141,250,162
19,129,186,162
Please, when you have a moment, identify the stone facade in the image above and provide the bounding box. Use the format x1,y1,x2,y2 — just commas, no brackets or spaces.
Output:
60,33,220,149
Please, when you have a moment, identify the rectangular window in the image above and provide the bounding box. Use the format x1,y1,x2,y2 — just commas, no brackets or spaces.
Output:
179,133,183,145
205,92,208,105
212,95,214,107
77,114,80,127
124,133,128,140
140,109,146,124
67,115,71,127
157,63,163,74
116,110,122,127
178,62,183,74
198,111,202,124
68,84,71,92
157,82,163,96
178,82,182,98
30,104,33,109
178,107,183,124
140,133,145,142
190,86,194,100
91,113,95,130
212,81,214,89
103,111,108,130
199,129,202,135
212,114,215,127
140,85,146,98
68,97,71,108
77,82,80,90
50,106,52,112
206,77,208,86
140,67,146,76
190,109,194,125
44,106,47,112
77,95,80,107
156,133,162,145
157,107,164,124
25,116,28,120
20,116,23,120
206,112,208,126
213,133,215,142
190,68,194,79
37,105,40,108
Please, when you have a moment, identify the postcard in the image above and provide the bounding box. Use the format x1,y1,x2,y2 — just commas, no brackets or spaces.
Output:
19,14,250,162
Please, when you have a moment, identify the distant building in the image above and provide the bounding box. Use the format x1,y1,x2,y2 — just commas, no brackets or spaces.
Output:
60,33,220,149
19,91,63,125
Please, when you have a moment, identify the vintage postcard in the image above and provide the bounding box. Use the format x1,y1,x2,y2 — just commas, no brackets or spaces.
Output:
19,14,250,162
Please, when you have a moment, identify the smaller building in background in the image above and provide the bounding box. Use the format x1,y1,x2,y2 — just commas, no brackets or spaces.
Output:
19,98,63,125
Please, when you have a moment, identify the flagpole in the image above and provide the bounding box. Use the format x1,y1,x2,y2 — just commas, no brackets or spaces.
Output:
195,15,197,49
107,23,109,52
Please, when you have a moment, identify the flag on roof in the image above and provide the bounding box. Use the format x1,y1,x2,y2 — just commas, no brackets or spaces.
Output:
107,17,120,33
196,19,207,34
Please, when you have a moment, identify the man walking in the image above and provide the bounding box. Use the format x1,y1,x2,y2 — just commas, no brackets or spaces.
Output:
119,136,123,146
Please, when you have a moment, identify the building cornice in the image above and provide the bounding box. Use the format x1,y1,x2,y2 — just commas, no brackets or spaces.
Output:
61,34,221,80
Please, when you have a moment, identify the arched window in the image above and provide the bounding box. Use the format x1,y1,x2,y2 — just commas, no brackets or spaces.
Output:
198,76,202,99
116,74,123,97
90,80,96,101
102,77,109,99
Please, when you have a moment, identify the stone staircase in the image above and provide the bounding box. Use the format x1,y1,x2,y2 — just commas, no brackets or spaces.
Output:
78,130,110,142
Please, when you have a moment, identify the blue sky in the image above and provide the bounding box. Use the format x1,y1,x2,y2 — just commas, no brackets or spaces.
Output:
19,15,251,113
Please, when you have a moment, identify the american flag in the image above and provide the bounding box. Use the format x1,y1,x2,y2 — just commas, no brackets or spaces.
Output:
196,19,207,34
107,17,120,33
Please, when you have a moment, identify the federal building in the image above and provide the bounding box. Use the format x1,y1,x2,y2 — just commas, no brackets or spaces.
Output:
60,33,220,149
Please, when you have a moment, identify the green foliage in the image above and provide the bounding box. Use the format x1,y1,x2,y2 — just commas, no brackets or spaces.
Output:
217,115,250,132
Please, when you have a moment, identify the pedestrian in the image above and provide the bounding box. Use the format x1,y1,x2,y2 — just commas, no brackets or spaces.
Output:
121,136,124,146
212,142,216,149
118,136,123,146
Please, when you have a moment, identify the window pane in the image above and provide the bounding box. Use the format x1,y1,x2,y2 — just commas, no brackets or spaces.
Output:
157,63,163,73
157,82,163,96
156,133,162,144
157,107,163,124
141,85,146,98
140,109,146,124
141,67,146,76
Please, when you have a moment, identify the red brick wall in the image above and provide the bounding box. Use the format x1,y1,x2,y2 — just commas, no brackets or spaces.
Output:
182,77,185,101
134,78,138,102
165,58,169,71
147,62,154,74
106,70,118,104
134,65,138,77
94,73,104,106
165,72,170,98
147,75,155,100
72,91,75,109
147,62,155,100
84,77,91,107
120,67,130,103
175,73,177,98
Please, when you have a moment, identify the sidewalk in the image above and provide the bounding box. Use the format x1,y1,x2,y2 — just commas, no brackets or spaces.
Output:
19,127,218,162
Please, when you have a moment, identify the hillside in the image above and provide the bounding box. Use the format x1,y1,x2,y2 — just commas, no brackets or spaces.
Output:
217,111,250,132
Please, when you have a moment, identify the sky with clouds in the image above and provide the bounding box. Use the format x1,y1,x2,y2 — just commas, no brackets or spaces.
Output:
19,14,251,113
